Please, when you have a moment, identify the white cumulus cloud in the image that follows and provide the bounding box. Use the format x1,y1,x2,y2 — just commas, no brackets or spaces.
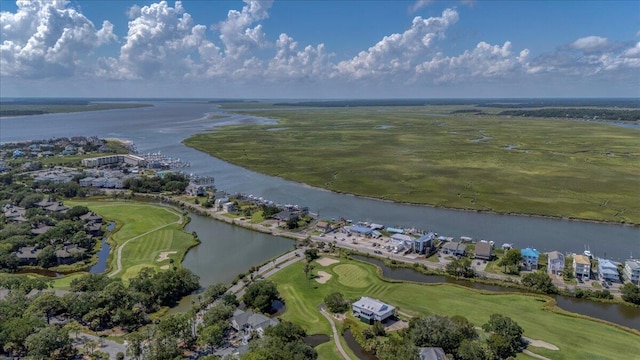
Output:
218,0,273,60
571,36,609,52
1,0,115,78
98,1,218,79
265,33,331,80
336,9,459,80
416,41,529,83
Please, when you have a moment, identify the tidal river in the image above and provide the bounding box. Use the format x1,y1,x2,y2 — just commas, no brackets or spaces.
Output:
1,101,638,262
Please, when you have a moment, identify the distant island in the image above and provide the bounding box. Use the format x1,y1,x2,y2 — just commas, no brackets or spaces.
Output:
0,98,151,117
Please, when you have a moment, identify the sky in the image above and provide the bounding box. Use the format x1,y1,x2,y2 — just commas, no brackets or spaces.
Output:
0,0,639,98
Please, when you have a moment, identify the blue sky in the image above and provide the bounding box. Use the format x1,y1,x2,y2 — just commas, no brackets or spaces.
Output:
1,0,638,98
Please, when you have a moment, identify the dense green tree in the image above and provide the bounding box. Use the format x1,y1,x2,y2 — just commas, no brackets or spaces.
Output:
408,315,473,354
125,332,146,360
198,323,225,351
222,293,239,307
243,336,317,360
264,321,307,343
203,283,229,303
446,257,474,278
37,246,57,268
65,205,90,219
457,339,490,360
27,293,64,324
482,314,524,358
242,280,281,313
25,326,75,360
498,249,522,274
0,316,44,356
521,271,558,294
203,303,235,327
158,313,195,349
304,248,319,262
620,283,640,305
324,292,350,313
376,336,419,360
18,193,43,209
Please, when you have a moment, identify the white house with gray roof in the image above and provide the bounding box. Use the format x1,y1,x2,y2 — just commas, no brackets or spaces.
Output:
352,297,395,323
623,260,640,285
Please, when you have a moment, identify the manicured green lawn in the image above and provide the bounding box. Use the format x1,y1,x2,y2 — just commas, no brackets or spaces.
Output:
184,107,640,224
63,200,197,282
270,256,640,360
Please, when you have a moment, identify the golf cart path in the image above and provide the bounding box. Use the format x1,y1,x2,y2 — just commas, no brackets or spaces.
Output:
319,305,352,360
108,207,182,277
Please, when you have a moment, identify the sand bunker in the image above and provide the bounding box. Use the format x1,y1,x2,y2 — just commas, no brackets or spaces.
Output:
157,251,177,262
315,271,332,284
316,257,340,266
524,337,559,351
160,265,170,270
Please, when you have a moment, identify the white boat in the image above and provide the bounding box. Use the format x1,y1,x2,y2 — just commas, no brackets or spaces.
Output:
583,245,593,259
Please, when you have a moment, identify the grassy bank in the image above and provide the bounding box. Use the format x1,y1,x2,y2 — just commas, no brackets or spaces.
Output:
184,107,640,224
269,256,639,360
61,200,198,283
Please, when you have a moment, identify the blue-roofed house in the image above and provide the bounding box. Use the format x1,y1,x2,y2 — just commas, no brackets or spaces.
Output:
521,248,540,271
414,232,435,254
349,225,373,236
386,227,404,234
597,258,619,282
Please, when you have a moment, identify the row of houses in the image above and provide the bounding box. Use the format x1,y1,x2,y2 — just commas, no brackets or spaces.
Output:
546,250,639,284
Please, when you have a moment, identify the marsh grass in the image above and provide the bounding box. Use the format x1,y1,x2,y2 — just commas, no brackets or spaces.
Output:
184,107,640,224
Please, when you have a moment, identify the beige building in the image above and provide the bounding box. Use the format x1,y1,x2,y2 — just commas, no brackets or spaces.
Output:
573,254,591,281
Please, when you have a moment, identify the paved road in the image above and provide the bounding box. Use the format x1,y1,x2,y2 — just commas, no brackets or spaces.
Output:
319,306,352,360
73,333,126,359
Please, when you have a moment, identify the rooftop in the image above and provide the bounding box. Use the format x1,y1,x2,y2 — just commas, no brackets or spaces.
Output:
574,254,591,265
521,248,540,258
353,297,395,315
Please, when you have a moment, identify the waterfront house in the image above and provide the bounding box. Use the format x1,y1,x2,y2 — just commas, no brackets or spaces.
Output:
186,182,207,196
419,347,449,360
521,248,540,271
350,225,374,236
316,221,331,232
385,227,404,234
623,259,640,284
474,241,493,261
441,241,467,257
222,202,236,213
214,197,229,210
413,232,435,254
55,245,87,265
80,212,103,223
597,258,619,282
352,297,395,324
547,251,565,275
391,233,414,243
231,309,279,338
573,254,591,281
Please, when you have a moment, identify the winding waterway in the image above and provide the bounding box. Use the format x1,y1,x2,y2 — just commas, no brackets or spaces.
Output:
352,255,640,331
1,102,637,261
